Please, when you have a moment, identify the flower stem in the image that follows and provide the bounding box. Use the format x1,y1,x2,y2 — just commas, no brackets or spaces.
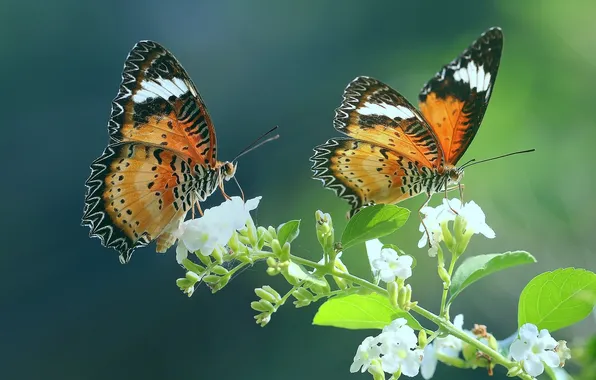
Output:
439,256,457,319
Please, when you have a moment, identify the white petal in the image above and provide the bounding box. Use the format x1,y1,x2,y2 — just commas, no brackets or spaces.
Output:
175,243,188,264
400,350,422,377
519,323,539,342
245,196,262,211
453,314,464,330
379,269,396,283
523,355,545,377
539,350,561,368
380,354,400,374
510,340,530,361
380,247,398,261
421,344,438,379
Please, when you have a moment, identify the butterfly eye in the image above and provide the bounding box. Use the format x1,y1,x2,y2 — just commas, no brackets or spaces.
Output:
223,162,237,180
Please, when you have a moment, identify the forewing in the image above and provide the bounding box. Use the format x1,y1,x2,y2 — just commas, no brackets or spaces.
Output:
82,142,200,263
108,40,217,166
334,76,443,168
419,27,503,165
311,138,438,214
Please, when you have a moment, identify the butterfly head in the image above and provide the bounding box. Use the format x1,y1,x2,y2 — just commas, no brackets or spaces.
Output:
220,161,237,181
447,165,464,185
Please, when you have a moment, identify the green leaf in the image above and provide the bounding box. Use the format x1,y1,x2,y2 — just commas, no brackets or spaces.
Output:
277,220,301,246
313,293,422,330
341,205,410,250
449,251,536,303
518,268,596,332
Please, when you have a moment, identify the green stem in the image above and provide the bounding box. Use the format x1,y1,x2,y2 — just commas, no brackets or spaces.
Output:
439,256,457,319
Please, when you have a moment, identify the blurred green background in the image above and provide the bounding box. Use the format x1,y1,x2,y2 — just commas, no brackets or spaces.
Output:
1,0,595,379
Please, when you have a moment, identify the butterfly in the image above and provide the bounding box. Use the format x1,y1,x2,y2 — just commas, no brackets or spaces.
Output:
311,27,503,218
82,40,237,264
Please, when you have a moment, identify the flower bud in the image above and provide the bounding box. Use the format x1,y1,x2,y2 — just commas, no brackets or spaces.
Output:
271,239,283,257
202,274,220,284
197,252,213,266
267,226,278,240
255,312,271,327
211,265,229,276
185,271,202,283
438,265,451,286
211,245,224,264
388,281,400,308
398,285,408,310
182,259,205,276
257,226,272,243
418,330,428,348
255,287,281,304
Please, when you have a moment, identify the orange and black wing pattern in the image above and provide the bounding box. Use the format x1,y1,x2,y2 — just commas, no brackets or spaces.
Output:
311,76,444,214
418,27,503,165
83,41,222,263
108,40,218,167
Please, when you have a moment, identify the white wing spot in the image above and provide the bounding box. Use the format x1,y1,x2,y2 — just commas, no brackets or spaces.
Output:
133,78,189,103
359,102,416,120
453,64,491,92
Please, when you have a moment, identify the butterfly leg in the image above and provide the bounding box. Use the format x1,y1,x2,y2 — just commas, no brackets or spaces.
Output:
218,182,232,200
443,184,461,215
193,201,204,218
418,193,433,247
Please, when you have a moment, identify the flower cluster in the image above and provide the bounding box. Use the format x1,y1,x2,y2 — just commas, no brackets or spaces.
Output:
510,323,562,377
351,318,423,377
175,196,261,263
367,240,413,283
418,198,495,256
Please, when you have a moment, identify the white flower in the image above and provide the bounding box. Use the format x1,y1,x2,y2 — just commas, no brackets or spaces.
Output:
365,239,383,278
175,196,261,263
459,201,495,239
371,248,413,283
418,198,494,255
510,323,560,377
350,336,381,373
418,198,460,254
376,318,422,377
420,314,465,379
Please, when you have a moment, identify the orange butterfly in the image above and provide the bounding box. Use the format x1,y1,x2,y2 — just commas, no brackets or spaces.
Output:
82,41,236,264
311,27,503,217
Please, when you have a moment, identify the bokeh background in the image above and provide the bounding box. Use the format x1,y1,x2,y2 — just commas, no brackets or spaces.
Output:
1,0,595,379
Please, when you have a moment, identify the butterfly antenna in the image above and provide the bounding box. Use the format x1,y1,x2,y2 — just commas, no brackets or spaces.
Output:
232,126,280,162
459,149,535,171
233,176,245,201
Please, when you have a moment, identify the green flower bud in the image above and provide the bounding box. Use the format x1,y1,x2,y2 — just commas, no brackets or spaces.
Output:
267,226,278,240
440,220,455,251
266,267,280,276
182,259,205,275
211,265,229,276
228,231,241,252
438,265,451,286
185,271,202,283
262,285,281,301
388,281,400,308
197,252,212,266
257,299,276,313
398,285,408,310
418,330,428,348
258,226,273,243
255,287,280,304
271,239,283,257
254,312,271,327
211,245,224,264
251,301,268,312
202,275,220,284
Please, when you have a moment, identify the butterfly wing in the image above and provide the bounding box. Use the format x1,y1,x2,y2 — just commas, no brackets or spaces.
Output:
109,40,218,166
333,76,444,168
312,138,441,215
82,142,213,263
418,27,503,165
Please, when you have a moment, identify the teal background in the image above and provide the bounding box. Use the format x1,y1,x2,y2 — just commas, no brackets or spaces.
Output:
1,0,595,379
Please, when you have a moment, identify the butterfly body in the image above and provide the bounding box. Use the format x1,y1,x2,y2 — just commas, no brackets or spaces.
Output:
311,28,502,216
83,40,235,263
